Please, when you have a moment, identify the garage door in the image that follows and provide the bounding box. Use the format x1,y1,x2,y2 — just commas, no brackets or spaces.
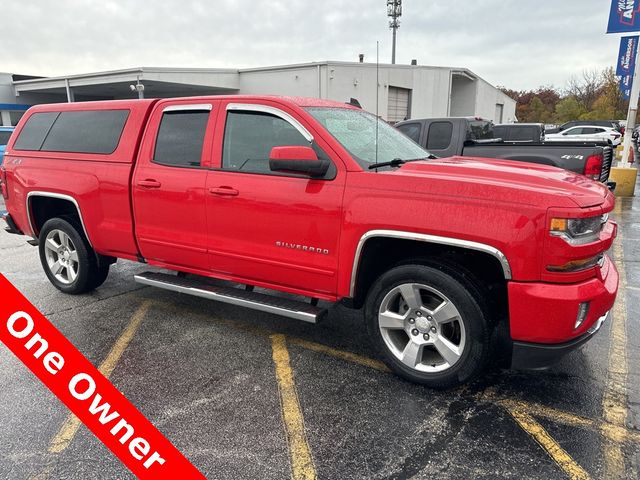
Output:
387,87,411,123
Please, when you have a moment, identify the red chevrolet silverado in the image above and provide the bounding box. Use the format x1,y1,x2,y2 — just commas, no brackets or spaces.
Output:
0,96,618,388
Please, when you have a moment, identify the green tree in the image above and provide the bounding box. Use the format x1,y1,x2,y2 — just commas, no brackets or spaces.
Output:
529,96,552,123
554,97,587,123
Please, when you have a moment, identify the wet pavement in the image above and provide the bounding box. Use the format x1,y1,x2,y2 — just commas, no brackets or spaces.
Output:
0,182,638,479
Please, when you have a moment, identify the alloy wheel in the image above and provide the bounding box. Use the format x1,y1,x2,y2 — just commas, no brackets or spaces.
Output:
43,229,79,285
378,282,466,373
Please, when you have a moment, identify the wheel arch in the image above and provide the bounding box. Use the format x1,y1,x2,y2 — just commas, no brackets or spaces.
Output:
349,230,511,311
27,191,93,246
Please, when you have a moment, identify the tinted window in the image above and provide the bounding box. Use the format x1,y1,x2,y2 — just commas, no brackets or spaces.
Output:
468,121,493,140
41,110,129,154
510,126,536,141
565,128,582,135
0,131,12,145
397,123,421,143
222,111,309,174
13,112,59,150
153,111,209,167
492,126,507,139
426,122,453,150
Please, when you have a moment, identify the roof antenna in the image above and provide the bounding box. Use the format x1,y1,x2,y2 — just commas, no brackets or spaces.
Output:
375,40,379,171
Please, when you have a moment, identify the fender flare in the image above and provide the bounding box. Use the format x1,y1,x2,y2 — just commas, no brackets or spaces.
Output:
26,191,93,247
349,229,512,297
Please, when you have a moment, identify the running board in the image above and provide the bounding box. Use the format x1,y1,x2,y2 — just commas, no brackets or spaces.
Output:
134,271,326,324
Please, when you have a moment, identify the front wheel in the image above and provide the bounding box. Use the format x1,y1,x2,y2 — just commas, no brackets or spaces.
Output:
365,264,491,389
38,217,109,294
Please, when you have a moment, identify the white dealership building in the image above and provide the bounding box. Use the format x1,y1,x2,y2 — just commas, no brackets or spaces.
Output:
0,61,515,126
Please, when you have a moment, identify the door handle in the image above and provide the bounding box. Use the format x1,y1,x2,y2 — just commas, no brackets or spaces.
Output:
209,187,239,196
137,179,162,189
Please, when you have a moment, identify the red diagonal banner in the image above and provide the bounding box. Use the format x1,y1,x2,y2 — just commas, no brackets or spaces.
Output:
0,274,205,479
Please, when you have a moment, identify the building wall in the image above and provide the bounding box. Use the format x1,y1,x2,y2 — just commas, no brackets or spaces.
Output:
474,77,517,122
239,66,323,98
238,63,514,122
449,75,477,117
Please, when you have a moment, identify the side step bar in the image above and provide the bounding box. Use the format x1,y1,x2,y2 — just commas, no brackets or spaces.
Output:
134,271,327,324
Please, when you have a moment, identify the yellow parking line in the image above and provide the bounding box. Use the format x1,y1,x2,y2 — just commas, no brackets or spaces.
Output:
150,295,640,442
492,397,640,445
145,290,640,478
270,334,316,480
602,202,630,479
507,406,590,480
288,337,389,373
153,298,389,373
48,300,151,454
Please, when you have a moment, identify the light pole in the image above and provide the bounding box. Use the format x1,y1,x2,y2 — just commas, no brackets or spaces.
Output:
129,77,145,99
387,0,402,64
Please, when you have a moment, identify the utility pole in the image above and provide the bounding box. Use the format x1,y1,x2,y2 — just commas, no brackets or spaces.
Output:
387,0,402,64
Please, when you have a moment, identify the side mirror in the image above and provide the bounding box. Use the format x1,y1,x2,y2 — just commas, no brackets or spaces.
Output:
269,146,330,178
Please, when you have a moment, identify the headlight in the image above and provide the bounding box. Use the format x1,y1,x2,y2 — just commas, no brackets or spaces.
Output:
550,214,607,245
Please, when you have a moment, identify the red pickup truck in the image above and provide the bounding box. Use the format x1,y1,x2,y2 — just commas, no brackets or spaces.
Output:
0,96,618,388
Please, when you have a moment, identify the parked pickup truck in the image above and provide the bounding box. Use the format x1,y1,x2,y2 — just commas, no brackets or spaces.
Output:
1,97,618,388
395,117,614,183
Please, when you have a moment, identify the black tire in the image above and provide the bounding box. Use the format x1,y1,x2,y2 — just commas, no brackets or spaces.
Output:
365,263,491,389
38,217,110,294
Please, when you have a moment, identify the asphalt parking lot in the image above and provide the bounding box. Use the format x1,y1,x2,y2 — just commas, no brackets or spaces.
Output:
0,185,639,480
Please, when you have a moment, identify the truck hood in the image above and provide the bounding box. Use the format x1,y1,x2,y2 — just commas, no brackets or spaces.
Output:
395,156,608,208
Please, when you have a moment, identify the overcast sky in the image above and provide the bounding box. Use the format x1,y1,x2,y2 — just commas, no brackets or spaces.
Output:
1,0,620,91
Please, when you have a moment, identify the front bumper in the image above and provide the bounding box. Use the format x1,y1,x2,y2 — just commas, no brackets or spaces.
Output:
508,254,618,344
511,311,609,369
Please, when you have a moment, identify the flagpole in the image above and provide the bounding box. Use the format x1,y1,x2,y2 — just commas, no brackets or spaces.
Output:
622,39,640,167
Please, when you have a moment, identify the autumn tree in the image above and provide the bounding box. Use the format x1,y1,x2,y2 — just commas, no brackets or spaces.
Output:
501,67,628,123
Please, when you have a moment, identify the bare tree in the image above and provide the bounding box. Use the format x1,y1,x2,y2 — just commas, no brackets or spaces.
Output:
565,69,605,111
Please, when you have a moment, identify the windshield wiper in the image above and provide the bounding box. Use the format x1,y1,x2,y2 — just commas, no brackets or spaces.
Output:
368,156,435,170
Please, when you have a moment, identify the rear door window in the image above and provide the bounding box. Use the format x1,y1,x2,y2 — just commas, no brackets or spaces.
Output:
153,110,210,168
426,121,453,150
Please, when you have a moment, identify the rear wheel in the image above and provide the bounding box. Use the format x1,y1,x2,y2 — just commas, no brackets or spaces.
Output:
39,218,109,294
365,264,491,389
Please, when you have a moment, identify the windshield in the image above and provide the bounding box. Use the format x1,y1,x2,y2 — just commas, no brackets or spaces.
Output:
306,107,431,170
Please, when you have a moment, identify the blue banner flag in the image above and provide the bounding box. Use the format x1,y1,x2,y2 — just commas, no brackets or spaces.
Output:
620,73,633,99
608,0,640,33
617,36,639,75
